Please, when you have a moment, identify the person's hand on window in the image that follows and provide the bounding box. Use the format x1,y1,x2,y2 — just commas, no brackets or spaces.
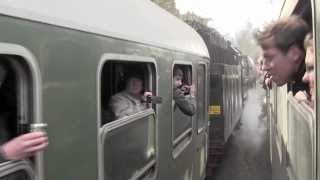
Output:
294,90,312,106
143,91,153,105
1,131,48,160
143,91,152,98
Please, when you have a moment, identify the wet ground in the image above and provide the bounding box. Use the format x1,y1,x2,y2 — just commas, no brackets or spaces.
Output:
207,86,272,180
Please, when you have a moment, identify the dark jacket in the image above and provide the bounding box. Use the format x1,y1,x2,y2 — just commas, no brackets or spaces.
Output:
173,87,196,116
288,61,309,95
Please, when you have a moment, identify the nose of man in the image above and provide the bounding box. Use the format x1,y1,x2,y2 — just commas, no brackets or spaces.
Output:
302,72,309,83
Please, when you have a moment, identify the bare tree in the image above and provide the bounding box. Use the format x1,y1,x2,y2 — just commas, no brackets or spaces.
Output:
235,22,261,62
150,0,180,17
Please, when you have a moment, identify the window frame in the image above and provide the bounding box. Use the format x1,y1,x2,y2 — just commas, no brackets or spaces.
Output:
196,62,208,134
97,53,158,180
310,0,320,177
0,43,43,180
0,161,34,180
100,109,157,180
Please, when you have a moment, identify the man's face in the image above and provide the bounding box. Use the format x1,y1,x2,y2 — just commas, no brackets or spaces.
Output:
303,46,315,103
126,77,143,96
173,75,182,88
262,46,295,86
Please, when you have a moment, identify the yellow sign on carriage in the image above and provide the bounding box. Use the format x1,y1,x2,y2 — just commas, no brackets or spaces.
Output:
208,105,221,115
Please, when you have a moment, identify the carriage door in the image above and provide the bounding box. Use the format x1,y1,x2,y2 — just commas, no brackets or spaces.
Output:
286,94,316,180
172,64,194,180
98,57,157,180
194,63,208,179
0,53,43,180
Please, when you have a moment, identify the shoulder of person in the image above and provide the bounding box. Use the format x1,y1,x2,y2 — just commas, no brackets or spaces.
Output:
110,91,129,103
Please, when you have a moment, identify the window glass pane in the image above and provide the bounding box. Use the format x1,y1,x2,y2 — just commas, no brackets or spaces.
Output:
173,108,192,138
197,65,206,130
287,98,314,180
103,113,156,180
0,169,31,180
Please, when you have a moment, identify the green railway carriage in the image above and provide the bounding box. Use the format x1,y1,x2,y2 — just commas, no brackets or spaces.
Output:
267,0,320,179
0,0,210,180
206,48,243,174
185,20,247,175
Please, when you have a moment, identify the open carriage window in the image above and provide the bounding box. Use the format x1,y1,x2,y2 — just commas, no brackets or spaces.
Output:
0,59,19,145
99,59,158,179
0,55,37,180
0,56,34,153
287,3,315,109
172,64,194,146
100,61,156,125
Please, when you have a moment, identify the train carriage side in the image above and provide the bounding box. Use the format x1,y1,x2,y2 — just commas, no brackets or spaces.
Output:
0,0,210,180
267,0,320,180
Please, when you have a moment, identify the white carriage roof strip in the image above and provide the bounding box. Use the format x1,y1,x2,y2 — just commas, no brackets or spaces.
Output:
0,0,209,58
279,0,299,18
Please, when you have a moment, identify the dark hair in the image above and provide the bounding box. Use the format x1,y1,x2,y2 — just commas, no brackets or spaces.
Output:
125,71,144,84
255,15,309,53
173,67,183,77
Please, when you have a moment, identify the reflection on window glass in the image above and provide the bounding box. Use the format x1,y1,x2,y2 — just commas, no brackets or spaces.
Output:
103,113,156,180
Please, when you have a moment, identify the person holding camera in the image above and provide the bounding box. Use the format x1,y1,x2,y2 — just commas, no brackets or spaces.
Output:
173,67,196,116
109,71,152,120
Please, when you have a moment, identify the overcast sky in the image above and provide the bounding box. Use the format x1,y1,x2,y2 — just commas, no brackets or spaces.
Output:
176,0,284,37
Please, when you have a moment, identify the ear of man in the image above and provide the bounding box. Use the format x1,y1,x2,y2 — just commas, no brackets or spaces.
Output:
287,44,303,64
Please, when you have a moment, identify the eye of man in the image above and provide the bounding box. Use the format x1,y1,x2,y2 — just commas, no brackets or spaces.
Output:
263,56,272,65
306,65,314,72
